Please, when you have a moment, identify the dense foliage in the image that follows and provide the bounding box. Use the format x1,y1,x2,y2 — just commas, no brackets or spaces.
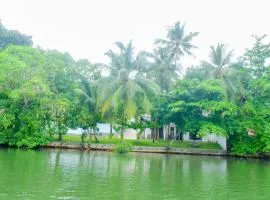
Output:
0,22,269,155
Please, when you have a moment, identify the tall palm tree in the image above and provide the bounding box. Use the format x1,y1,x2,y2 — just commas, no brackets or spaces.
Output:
155,21,199,64
202,43,236,100
100,41,159,143
142,48,178,92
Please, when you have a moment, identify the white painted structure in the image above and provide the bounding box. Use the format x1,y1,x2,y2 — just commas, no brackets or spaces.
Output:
141,128,152,139
162,123,227,150
202,134,227,150
183,132,190,141
67,123,115,136
68,123,137,139
163,123,177,140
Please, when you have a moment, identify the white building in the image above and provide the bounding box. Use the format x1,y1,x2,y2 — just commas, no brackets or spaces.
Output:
161,123,227,150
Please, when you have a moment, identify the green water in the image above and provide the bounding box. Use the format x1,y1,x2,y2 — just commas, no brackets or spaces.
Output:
0,148,269,200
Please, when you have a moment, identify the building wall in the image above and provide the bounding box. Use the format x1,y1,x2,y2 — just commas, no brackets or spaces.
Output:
202,134,227,150
183,132,190,141
123,128,137,139
163,123,177,140
183,132,227,150
67,123,115,136
142,128,152,139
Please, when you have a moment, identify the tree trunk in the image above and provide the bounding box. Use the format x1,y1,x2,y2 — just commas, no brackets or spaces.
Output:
48,122,53,139
120,125,124,144
152,128,156,143
57,123,63,141
58,132,63,141
88,128,92,146
81,133,85,146
167,125,170,140
93,127,98,143
120,116,125,144
109,123,113,138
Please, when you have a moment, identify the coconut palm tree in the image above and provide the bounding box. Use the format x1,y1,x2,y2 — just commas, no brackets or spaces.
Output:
76,76,101,143
202,43,236,100
142,48,178,92
155,21,199,65
100,41,159,143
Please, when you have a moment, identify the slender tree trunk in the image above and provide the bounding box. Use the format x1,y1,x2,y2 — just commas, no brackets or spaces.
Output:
120,125,124,144
93,127,98,143
81,132,85,146
110,123,113,138
48,122,53,139
152,128,156,143
57,123,63,141
58,132,63,141
88,128,92,146
110,123,113,134
153,117,159,142
120,116,125,144
167,125,170,140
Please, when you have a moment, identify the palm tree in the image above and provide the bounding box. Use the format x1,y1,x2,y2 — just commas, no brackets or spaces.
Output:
100,41,159,143
76,76,100,143
155,21,199,65
202,43,236,100
142,48,179,92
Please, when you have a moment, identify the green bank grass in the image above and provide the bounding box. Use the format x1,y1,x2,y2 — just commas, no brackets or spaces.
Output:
52,135,222,150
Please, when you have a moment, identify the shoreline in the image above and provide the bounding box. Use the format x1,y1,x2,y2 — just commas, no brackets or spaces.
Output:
45,142,270,159
1,142,269,159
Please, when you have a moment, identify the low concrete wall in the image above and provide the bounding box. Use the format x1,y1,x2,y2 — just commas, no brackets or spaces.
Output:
46,142,114,151
132,146,227,156
46,142,227,156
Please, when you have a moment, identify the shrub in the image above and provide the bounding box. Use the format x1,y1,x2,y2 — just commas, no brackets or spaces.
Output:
114,143,131,154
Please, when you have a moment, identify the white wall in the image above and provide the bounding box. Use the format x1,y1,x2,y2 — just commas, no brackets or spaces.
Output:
202,134,227,150
142,128,152,139
123,128,137,139
67,128,83,135
183,132,190,141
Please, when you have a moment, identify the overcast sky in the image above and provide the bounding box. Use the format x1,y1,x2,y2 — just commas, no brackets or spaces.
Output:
1,0,270,67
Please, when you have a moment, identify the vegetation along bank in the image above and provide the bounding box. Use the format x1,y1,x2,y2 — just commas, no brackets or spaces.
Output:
0,21,270,157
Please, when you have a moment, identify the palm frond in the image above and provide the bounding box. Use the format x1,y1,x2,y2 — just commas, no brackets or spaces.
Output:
115,41,126,53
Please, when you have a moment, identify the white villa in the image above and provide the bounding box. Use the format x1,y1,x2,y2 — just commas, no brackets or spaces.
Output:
140,123,227,150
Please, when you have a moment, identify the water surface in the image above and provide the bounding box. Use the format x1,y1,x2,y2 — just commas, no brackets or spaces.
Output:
0,148,269,199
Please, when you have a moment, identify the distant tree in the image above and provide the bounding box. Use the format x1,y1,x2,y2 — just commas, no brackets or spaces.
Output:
202,43,236,100
241,35,270,78
155,21,198,65
149,22,198,91
142,48,178,92
0,22,33,50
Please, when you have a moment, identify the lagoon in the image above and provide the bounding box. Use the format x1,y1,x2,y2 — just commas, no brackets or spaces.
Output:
0,148,269,200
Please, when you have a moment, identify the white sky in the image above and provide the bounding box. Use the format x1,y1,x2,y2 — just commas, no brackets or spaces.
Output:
1,0,270,67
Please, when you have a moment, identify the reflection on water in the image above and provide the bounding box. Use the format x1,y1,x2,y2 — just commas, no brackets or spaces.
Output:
0,148,269,200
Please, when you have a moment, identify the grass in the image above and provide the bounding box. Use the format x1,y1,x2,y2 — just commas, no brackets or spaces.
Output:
52,135,222,150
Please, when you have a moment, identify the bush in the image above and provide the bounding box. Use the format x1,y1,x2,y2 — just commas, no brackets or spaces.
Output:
114,143,131,154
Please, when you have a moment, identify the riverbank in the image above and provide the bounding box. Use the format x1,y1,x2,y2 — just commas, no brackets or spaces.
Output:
46,142,227,156
45,141,270,159
56,135,222,149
